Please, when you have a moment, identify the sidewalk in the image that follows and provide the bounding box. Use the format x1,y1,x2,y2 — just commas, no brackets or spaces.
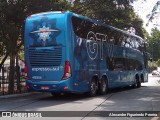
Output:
0,92,42,99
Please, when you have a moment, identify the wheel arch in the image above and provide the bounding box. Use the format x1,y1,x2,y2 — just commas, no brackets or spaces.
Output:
91,75,99,85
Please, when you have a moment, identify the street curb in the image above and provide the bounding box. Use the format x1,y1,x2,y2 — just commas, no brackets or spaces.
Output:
0,92,42,99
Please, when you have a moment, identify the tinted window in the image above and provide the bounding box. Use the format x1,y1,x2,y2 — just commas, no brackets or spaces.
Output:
126,59,143,71
72,16,145,52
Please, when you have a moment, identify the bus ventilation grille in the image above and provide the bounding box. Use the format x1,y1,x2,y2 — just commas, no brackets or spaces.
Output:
29,47,62,66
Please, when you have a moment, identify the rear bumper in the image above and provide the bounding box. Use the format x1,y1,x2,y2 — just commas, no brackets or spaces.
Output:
25,79,72,93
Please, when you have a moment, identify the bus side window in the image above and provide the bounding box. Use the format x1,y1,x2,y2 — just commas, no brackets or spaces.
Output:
136,61,143,70
106,57,115,71
114,64,124,71
113,58,125,71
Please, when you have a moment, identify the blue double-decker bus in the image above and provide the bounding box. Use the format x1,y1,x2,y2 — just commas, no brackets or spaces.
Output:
24,11,149,96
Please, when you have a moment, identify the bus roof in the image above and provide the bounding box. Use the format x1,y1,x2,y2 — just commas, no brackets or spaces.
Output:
29,11,64,17
70,12,144,42
29,11,144,42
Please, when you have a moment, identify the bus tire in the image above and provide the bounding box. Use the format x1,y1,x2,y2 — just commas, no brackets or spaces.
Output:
141,74,144,83
98,77,108,95
134,76,141,88
88,78,98,97
137,78,141,88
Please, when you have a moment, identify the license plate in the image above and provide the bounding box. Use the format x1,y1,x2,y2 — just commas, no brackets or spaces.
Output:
41,86,49,90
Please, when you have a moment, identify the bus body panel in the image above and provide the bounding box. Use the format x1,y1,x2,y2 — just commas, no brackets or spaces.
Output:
24,12,74,92
24,11,149,94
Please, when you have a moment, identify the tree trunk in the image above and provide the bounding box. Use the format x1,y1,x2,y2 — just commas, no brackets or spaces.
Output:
0,53,9,72
8,53,16,94
0,42,23,72
16,54,21,92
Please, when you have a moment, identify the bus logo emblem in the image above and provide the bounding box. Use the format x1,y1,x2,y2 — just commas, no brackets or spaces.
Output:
30,26,59,41
29,16,60,46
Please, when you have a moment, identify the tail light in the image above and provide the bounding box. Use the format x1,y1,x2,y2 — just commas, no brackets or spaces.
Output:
62,61,72,80
24,62,30,79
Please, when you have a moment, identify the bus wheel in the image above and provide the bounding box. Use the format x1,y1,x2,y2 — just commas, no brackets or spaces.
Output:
88,79,98,97
98,77,107,95
134,76,141,88
137,79,141,88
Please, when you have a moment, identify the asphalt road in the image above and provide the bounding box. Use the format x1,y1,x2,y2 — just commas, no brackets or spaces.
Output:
0,74,160,120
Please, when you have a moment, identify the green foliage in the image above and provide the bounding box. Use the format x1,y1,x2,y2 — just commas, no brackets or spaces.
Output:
146,1,160,26
71,0,146,38
19,46,24,61
148,59,160,71
147,28,160,61
156,59,160,67
148,61,157,72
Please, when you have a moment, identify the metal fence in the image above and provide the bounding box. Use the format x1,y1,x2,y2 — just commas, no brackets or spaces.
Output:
0,65,28,95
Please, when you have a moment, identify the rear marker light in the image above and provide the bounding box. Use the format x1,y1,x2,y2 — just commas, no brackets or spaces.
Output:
27,13,32,18
61,10,65,14
64,86,68,90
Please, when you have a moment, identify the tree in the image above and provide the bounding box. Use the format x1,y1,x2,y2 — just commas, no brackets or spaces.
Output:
157,59,160,67
0,0,71,94
147,28,160,61
71,0,146,38
146,1,160,26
